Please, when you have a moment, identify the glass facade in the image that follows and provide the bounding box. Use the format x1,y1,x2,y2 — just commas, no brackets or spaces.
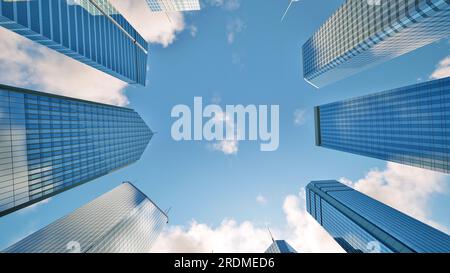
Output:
315,77,450,174
2,182,168,253
0,84,153,217
265,240,297,253
145,0,200,12
302,0,450,88
0,0,148,85
306,180,450,253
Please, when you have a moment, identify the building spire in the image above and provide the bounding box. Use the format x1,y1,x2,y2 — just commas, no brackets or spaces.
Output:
267,227,275,243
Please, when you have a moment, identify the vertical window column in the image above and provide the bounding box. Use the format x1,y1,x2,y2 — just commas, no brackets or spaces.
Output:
9,92,30,206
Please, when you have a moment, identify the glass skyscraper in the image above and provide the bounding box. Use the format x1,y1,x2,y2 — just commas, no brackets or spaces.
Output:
145,0,200,12
265,240,297,254
3,182,168,253
315,77,450,174
0,83,153,217
302,0,450,88
306,180,450,253
0,0,148,85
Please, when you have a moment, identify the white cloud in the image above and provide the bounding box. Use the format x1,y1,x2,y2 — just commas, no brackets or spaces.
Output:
208,111,240,155
293,109,307,126
189,25,198,37
206,0,241,11
18,198,52,214
212,139,239,155
226,18,245,44
0,28,128,106
430,56,450,79
152,190,344,253
110,0,185,47
340,162,449,232
152,219,272,253
256,195,267,205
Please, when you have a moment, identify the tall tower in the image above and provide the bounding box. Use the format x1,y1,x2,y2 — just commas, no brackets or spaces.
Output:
302,0,450,88
0,84,153,216
306,180,450,253
314,77,450,174
0,0,148,85
3,182,168,253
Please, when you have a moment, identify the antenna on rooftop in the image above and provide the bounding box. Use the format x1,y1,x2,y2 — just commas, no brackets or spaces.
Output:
164,207,172,224
267,226,275,243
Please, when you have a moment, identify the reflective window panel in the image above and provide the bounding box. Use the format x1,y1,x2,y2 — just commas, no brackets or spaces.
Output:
145,0,200,12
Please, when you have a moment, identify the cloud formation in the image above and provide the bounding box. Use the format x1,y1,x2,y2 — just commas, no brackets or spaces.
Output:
340,162,448,232
212,140,239,155
152,219,271,253
293,109,307,126
208,111,240,155
226,18,245,44
256,195,267,205
430,56,450,80
152,190,344,253
189,25,199,37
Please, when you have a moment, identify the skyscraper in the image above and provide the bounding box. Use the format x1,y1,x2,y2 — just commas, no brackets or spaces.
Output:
3,182,168,253
315,77,450,174
302,0,450,88
265,240,297,254
0,84,153,217
145,0,200,12
306,180,450,253
0,0,148,85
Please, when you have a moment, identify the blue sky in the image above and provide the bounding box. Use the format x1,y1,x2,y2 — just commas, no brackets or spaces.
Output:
0,0,449,252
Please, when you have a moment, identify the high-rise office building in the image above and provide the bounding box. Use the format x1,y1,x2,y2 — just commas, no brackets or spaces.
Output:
315,77,450,174
0,84,153,217
265,240,297,254
3,182,168,253
306,180,450,253
0,0,148,85
145,0,200,12
302,0,450,88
